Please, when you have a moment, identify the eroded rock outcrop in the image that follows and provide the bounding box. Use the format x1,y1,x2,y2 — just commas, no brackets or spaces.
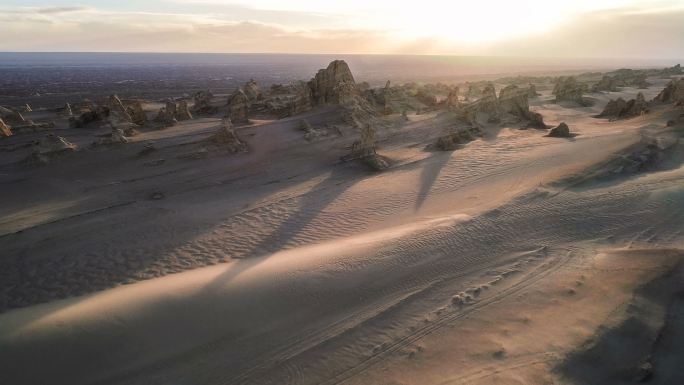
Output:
226,89,250,123
70,106,110,128
553,76,589,106
106,95,133,124
341,124,388,171
548,122,572,138
435,127,480,151
309,60,357,105
243,79,262,102
177,100,193,121
92,128,129,146
155,100,179,127
654,79,684,105
0,118,12,137
460,84,546,129
592,75,619,92
598,92,649,120
192,90,216,114
126,101,147,125
210,118,247,153
27,134,77,164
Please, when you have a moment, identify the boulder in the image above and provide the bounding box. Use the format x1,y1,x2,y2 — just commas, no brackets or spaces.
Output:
654,78,684,105
0,118,12,137
210,118,247,153
226,89,250,123
435,128,479,151
548,122,572,138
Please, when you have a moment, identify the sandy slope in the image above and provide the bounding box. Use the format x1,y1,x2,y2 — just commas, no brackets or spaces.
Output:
1,81,683,385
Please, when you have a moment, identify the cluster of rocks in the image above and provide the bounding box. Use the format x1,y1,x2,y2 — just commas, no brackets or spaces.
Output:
654,78,684,105
155,99,193,127
553,76,590,106
192,91,217,114
458,83,547,129
598,92,649,120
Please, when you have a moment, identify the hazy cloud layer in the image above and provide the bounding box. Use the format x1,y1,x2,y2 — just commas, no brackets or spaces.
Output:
0,2,682,59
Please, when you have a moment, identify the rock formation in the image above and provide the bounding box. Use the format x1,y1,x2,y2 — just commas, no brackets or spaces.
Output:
654,79,684,105
92,128,129,146
459,84,547,129
436,127,480,151
210,118,247,153
177,100,193,121
527,84,539,97
63,103,74,117
553,76,589,106
192,90,216,114
69,106,109,128
465,84,483,101
23,104,32,112
309,60,357,105
341,124,388,171
0,118,12,137
126,101,147,125
106,95,133,123
2,109,29,125
155,100,179,127
243,79,262,102
548,122,572,138
226,89,250,123
598,92,649,120
446,88,460,109
592,75,619,92
497,85,547,129
28,134,77,164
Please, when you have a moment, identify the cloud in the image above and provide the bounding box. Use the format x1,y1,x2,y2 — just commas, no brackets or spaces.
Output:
0,3,682,59
35,6,90,14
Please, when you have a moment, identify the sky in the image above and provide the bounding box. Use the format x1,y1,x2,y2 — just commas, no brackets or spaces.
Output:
1,0,683,58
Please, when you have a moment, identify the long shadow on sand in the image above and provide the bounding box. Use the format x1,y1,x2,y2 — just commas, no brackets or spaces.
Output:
414,150,454,211
202,163,367,287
